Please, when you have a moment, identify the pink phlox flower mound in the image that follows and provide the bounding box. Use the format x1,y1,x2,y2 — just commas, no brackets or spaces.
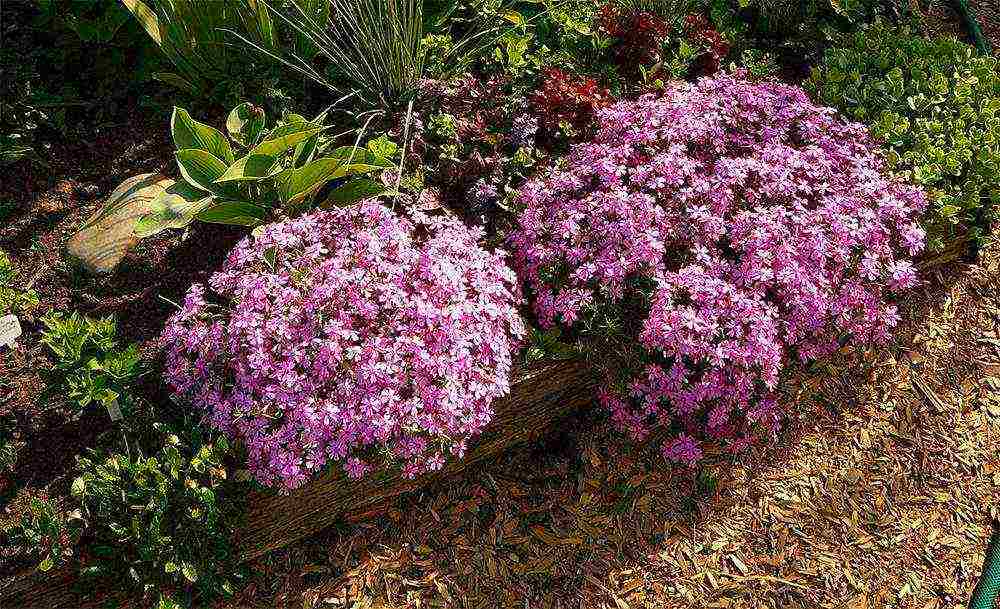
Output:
510,74,927,464
162,202,526,491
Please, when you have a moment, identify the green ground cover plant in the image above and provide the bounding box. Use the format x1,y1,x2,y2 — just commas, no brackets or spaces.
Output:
39,312,142,415
808,23,1000,248
0,250,39,317
70,420,245,606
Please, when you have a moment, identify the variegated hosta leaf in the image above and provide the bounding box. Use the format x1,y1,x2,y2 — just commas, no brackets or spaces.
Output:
319,178,387,208
135,180,214,239
273,157,348,206
175,149,229,193
67,173,174,274
171,107,234,164
326,146,395,171
250,125,324,158
215,154,278,183
226,103,267,148
196,201,267,226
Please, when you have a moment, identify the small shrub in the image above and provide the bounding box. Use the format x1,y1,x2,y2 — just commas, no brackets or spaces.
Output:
807,24,1000,247
161,202,527,490
510,74,927,463
71,421,243,603
39,312,141,414
0,249,39,317
597,5,670,76
4,495,82,573
530,67,610,137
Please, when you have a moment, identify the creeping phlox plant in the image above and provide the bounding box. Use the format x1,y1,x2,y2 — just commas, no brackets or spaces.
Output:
510,74,927,465
162,202,526,490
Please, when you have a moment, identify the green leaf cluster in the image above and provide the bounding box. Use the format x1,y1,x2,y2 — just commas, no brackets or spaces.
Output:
39,312,141,413
91,104,392,240
807,25,1000,247
4,495,83,574
0,249,39,317
70,421,244,603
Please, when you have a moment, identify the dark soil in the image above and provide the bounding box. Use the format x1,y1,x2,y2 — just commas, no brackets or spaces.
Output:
0,101,243,551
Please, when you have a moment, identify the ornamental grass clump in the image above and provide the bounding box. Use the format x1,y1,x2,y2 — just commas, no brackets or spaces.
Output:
510,74,928,464
162,202,526,491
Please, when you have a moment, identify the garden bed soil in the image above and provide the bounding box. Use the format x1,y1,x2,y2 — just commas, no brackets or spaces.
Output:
0,104,242,551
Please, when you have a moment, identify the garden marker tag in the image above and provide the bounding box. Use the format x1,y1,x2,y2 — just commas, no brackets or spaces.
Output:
106,398,123,423
0,315,22,350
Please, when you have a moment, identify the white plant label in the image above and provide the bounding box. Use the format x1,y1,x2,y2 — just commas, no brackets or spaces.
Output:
0,315,22,349
107,398,124,422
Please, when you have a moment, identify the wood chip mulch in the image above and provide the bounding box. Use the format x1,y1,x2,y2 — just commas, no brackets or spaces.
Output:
230,243,1000,608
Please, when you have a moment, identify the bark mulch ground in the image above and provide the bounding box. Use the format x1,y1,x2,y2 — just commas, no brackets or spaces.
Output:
231,247,1000,609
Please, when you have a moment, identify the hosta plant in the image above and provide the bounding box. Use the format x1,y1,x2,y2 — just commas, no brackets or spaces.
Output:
808,25,1000,248
82,103,393,245
161,202,526,490
510,74,927,466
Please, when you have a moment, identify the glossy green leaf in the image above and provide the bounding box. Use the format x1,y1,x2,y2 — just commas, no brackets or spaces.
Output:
319,178,387,207
215,154,278,183
274,158,347,206
175,149,228,193
171,107,234,164
196,201,267,226
225,103,267,148
250,126,324,158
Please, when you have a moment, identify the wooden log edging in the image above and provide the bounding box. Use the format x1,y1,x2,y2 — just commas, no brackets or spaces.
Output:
239,359,597,560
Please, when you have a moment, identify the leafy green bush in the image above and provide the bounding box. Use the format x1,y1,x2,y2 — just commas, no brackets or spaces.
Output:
39,312,141,414
5,495,83,573
121,0,291,101
0,250,39,317
70,421,244,604
807,25,1000,247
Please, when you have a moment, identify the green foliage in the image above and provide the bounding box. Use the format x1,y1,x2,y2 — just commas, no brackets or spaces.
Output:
808,25,1000,246
85,104,392,241
5,495,83,573
71,421,244,603
122,0,296,101
524,326,577,363
34,0,132,43
1,1,160,166
734,48,781,80
266,0,425,108
0,250,39,317
39,312,141,413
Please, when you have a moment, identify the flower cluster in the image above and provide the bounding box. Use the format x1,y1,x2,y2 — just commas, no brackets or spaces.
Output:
598,5,669,76
510,74,927,463
530,67,610,135
162,202,527,490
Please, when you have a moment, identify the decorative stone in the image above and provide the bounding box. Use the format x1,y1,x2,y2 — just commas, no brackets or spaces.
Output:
66,173,172,274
